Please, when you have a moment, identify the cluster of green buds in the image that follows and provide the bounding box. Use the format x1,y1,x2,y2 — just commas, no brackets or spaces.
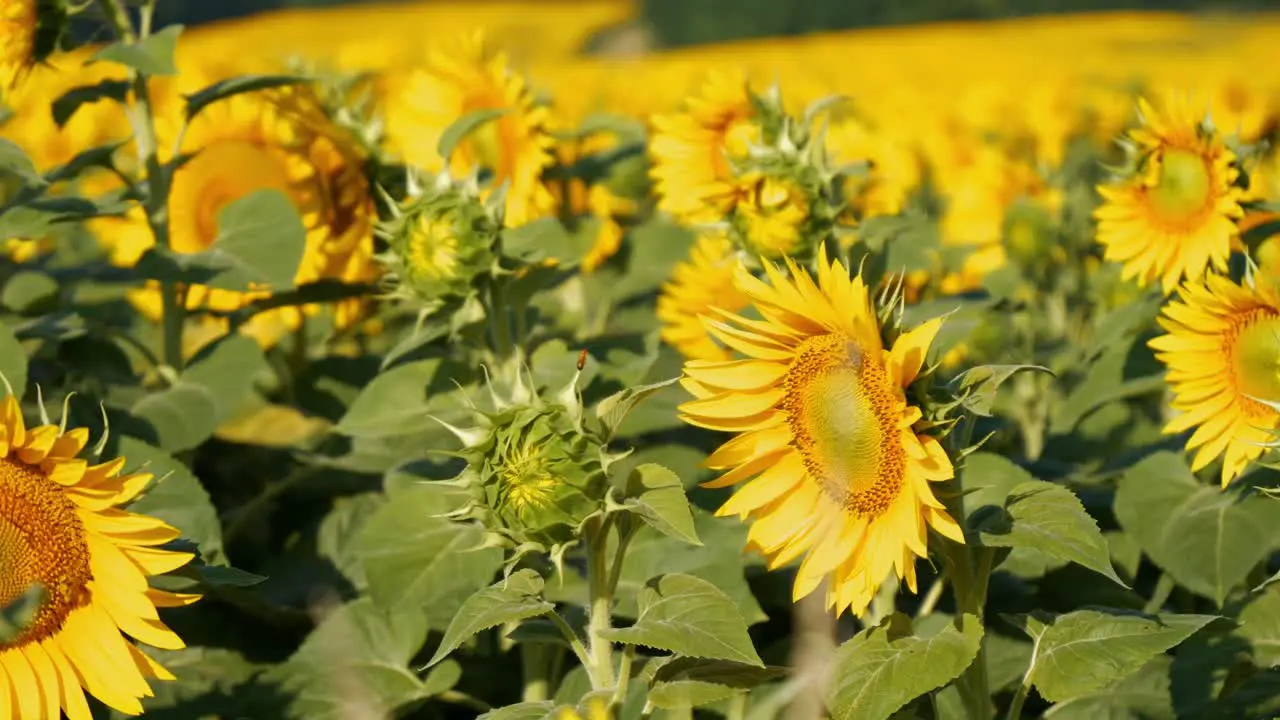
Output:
375,169,502,306
716,89,852,264
437,356,649,574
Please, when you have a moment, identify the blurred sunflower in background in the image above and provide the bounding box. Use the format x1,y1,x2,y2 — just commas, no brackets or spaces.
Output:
546,123,639,272
678,248,962,616
0,394,198,718
649,71,759,224
657,232,751,361
0,0,39,87
101,72,378,350
1095,96,1245,293
1150,272,1280,486
383,30,557,228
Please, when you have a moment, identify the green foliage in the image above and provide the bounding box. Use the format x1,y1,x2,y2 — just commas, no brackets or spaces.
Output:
826,613,984,720
602,573,764,665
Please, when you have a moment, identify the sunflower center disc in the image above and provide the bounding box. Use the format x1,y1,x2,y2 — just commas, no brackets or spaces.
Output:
1150,147,1212,221
408,216,460,282
0,457,92,649
783,334,905,516
169,139,292,254
1232,311,1280,408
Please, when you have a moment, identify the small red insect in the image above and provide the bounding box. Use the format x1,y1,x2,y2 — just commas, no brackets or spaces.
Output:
577,349,588,371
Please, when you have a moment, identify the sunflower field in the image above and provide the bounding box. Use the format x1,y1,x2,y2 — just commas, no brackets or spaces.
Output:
5,0,1280,718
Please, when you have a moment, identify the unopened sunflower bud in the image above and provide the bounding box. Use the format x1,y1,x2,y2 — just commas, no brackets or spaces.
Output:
377,176,499,303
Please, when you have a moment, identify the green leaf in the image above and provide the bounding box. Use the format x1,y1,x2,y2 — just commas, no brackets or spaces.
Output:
135,189,306,292
133,647,271,718
132,383,220,453
93,25,183,76
959,452,1037,523
1114,451,1277,605
334,358,442,438
185,74,312,121
0,138,43,187
0,321,28,399
1235,584,1280,667
358,484,502,629
478,702,557,720
122,436,225,562
1050,338,1163,435
317,493,385,591
593,377,679,439
0,196,108,240
600,573,763,666
502,217,598,265
51,79,131,127
1042,656,1174,720
646,657,788,709
615,511,766,625
188,564,267,587
950,364,1051,417
974,480,1125,586
2,270,59,313
438,107,509,161
279,597,447,720
0,584,45,643
624,463,700,545
181,333,269,425
825,613,984,720
426,569,554,668
1016,609,1218,703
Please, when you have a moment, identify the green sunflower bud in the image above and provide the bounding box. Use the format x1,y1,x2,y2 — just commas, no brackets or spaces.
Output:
441,362,616,567
377,171,499,304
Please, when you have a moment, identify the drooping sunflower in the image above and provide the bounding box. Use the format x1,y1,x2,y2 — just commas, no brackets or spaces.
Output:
678,248,963,616
649,71,759,225
101,73,378,349
382,31,557,228
0,394,199,718
1094,96,1245,293
1150,272,1280,487
657,233,751,362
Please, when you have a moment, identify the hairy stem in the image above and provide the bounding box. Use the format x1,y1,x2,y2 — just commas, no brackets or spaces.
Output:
547,610,593,672
586,516,617,690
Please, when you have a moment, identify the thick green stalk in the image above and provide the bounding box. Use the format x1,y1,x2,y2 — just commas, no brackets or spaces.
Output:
98,0,185,372
585,517,616,690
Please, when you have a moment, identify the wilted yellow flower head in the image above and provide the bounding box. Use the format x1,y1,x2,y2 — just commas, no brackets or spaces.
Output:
0,393,199,718
1095,95,1245,293
657,232,752,362
103,77,378,348
678,247,963,617
1150,272,1280,487
649,71,761,224
383,30,557,228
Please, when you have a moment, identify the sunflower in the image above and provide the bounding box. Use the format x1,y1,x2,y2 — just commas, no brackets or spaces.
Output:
1094,96,1245,293
0,394,199,718
731,173,811,259
1150,272,1280,487
558,697,611,720
649,71,759,225
678,247,963,616
382,31,557,228
103,75,378,349
0,0,37,87
657,233,751,362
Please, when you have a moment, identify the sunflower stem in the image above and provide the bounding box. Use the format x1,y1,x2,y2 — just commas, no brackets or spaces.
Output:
548,609,593,672
97,0,185,373
520,643,551,702
1142,572,1176,614
586,515,617,690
